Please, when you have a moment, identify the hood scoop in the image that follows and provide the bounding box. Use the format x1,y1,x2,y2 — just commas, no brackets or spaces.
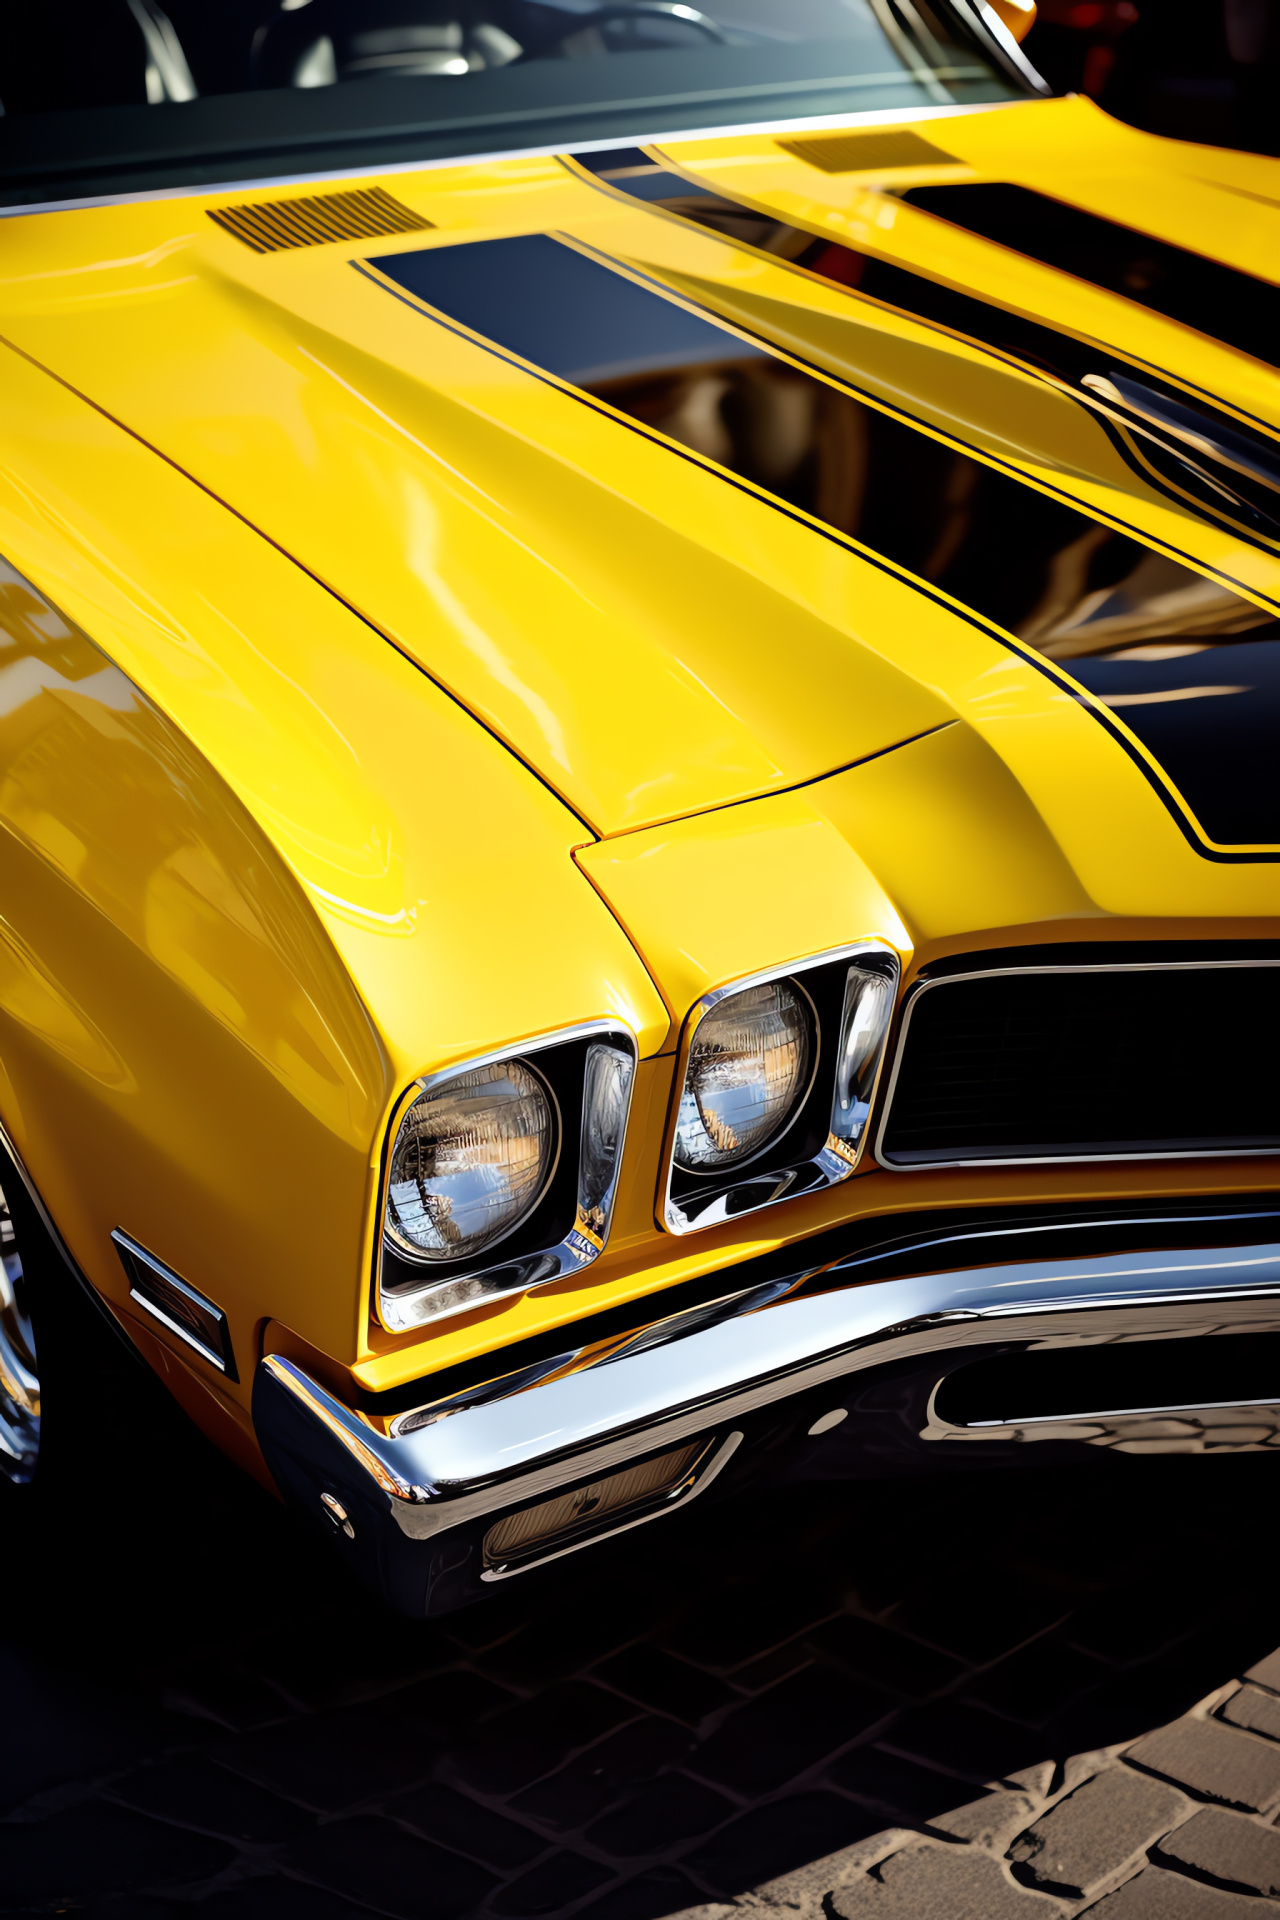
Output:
207,186,431,253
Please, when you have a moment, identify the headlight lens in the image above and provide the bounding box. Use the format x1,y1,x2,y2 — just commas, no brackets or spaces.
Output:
830,964,897,1153
674,979,813,1172
385,1058,557,1263
577,1042,635,1239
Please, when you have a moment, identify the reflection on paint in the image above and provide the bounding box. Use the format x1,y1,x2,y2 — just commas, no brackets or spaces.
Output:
0,558,375,1132
577,150,1280,546
372,228,1280,848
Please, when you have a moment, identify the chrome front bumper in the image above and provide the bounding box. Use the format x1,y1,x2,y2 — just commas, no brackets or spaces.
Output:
253,1202,1280,1615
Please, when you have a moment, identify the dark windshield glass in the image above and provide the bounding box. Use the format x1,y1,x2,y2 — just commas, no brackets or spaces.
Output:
0,0,1028,208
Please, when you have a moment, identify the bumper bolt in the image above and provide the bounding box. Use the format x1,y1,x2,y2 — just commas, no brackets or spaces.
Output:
320,1491,355,1538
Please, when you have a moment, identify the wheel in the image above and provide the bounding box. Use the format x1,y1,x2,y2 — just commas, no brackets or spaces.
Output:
0,1169,39,1484
0,1155,147,1496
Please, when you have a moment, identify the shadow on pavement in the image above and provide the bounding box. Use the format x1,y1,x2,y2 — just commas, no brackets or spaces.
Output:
2,1342,1277,1917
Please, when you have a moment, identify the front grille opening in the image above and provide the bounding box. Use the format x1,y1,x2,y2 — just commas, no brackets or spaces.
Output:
935,1332,1280,1428
880,964,1280,1165
482,1439,710,1572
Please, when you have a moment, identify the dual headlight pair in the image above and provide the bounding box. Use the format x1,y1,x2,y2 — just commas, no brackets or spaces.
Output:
379,943,899,1331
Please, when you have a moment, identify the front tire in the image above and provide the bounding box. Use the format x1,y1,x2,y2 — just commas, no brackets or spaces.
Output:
0,1170,39,1483
0,1155,147,1497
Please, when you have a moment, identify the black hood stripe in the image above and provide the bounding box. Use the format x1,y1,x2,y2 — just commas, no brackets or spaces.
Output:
566,150,1280,553
902,183,1280,372
362,234,1280,860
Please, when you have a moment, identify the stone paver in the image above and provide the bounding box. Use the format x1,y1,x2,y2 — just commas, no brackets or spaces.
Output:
1220,1684,1280,1743
1154,1805,1280,1897
932,1788,1037,1850
1125,1715,1280,1812
830,1842,1067,1918
281,1814,499,1918
0,1800,234,1904
1007,1766,1189,1897
5,1360,1280,1919
1080,1863,1275,1916
108,1752,316,1844
682,1792,880,1900
1243,1650,1280,1692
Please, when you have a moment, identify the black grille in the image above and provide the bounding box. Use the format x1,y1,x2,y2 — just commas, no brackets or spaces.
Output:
879,964,1280,1165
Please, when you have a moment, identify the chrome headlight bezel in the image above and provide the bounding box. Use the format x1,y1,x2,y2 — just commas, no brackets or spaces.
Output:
377,1020,637,1332
662,942,900,1236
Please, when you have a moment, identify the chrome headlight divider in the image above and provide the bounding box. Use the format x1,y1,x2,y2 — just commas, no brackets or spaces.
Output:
663,942,901,1236
377,1020,638,1332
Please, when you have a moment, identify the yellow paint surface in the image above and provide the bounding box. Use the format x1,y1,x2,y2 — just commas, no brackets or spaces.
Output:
0,93,1277,1437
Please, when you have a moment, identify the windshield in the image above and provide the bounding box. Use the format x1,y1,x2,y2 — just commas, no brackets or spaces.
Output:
0,0,1032,210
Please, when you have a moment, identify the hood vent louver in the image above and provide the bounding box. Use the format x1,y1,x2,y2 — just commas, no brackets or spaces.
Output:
777,130,961,173
208,186,433,253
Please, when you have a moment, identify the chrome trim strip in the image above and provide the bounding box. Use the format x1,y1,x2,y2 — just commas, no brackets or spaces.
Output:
948,0,1051,93
875,959,1280,1171
126,1289,226,1370
0,100,1025,220
409,1018,633,1101
663,940,900,1236
258,1218,1280,1549
478,1430,743,1580
112,1228,236,1377
376,1018,638,1332
968,1397,1280,1428
261,1356,433,1501
920,1377,1280,1451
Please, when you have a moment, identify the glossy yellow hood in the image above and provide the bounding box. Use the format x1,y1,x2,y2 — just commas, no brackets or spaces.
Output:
1,94,1278,892
5,92,1280,1396
0,154,954,837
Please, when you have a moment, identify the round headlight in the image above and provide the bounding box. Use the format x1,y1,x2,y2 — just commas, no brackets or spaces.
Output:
674,979,814,1172
385,1058,557,1264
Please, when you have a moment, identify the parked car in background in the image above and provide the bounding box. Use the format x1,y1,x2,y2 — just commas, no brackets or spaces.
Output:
2,0,1280,1616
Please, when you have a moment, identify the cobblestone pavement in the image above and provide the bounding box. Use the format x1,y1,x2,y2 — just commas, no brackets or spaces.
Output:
5,1358,1280,1918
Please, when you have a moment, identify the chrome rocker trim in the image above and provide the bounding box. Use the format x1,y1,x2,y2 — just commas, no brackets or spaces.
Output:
253,1205,1280,1615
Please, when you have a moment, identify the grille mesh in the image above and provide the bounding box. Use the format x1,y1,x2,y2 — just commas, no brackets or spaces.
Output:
777,130,961,173
880,965,1280,1164
207,187,433,253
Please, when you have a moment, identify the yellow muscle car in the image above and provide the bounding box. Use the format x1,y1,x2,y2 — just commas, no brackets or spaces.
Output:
2,0,1279,1615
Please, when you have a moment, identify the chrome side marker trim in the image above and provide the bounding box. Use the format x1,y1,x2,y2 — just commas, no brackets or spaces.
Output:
111,1230,237,1380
